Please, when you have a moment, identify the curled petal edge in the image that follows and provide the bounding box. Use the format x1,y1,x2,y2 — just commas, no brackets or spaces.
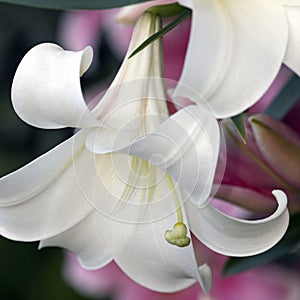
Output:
187,190,289,257
11,43,101,129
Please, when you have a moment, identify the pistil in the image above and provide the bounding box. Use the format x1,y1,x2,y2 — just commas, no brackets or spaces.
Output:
164,173,190,247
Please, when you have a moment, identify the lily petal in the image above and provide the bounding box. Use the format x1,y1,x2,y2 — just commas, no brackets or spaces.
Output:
120,105,220,207
91,12,168,131
187,190,289,256
86,78,169,153
99,187,212,293
40,210,112,270
175,0,232,106
270,1,300,6
176,0,288,118
66,146,212,291
11,43,101,129
283,6,300,75
73,151,179,224
0,131,93,241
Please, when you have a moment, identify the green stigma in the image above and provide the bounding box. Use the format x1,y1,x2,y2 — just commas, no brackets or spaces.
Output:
165,222,191,247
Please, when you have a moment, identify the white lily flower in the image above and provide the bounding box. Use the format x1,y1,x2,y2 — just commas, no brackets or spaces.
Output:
0,12,289,294
174,0,300,118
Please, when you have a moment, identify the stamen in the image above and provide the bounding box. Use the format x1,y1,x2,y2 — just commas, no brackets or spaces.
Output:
120,157,156,205
112,157,142,216
164,174,190,247
120,157,140,202
139,160,155,204
124,157,143,202
146,162,156,204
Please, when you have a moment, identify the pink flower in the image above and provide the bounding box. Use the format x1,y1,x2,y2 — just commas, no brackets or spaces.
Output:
58,9,132,60
64,249,300,300
209,259,300,300
63,252,200,300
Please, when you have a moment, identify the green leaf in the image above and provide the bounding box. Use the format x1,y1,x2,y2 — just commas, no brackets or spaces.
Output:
264,74,300,119
0,0,152,10
223,213,300,276
231,113,246,143
129,8,191,58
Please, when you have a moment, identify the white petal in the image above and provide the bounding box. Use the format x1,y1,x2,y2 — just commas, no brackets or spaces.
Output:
176,0,232,101
176,0,288,118
51,143,170,225
40,210,112,270
100,186,212,293
118,105,220,207
268,1,300,5
283,7,300,75
11,43,101,129
85,13,168,154
91,12,168,131
187,190,289,256
72,151,182,224
53,138,212,291
86,125,144,154
0,131,93,241
67,149,212,291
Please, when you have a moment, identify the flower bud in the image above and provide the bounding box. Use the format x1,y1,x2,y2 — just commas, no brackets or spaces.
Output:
249,114,300,189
